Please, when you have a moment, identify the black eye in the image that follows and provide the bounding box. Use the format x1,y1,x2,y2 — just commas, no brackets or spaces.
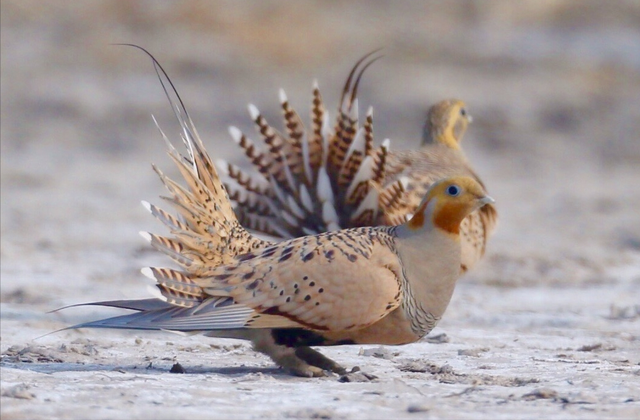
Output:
446,185,461,197
460,108,467,116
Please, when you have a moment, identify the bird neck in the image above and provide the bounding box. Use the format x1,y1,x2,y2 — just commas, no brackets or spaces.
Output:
421,129,461,150
394,219,462,324
437,132,461,150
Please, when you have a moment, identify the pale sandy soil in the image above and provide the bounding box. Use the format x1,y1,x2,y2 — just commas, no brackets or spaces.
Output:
2,1,640,419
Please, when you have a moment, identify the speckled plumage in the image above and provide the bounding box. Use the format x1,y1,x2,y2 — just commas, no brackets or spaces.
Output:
219,56,497,273
61,49,495,377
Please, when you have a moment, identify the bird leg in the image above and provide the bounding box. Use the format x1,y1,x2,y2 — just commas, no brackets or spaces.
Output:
295,346,347,375
250,330,326,377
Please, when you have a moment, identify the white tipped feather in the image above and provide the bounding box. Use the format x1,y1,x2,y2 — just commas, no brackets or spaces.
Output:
279,88,287,104
139,231,152,243
313,79,319,90
346,155,374,199
316,167,334,204
381,138,390,150
141,267,156,281
367,106,373,118
228,126,243,143
215,159,229,175
248,104,260,121
299,183,314,212
350,188,379,220
322,201,340,226
399,176,410,189
141,200,153,213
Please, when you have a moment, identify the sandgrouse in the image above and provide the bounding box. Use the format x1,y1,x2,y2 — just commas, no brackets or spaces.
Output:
219,52,497,273
61,49,495,377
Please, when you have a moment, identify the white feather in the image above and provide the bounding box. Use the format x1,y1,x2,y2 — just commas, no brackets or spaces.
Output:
279,88,287,104
215,159,229,175
322,201,340,226
346,155,374,199
317,167,334,204
141,267,156,281
299,183,314,212
228,126,243,143
350,188,379,221
141,200,153,214
248,103,260,121
139,231,152,243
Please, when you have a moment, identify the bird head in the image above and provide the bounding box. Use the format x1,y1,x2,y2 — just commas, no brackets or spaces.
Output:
406,176,494,235
421,99,472,149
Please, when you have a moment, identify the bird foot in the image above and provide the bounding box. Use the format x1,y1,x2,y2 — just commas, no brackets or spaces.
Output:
295,347,347,375
287,364,328,378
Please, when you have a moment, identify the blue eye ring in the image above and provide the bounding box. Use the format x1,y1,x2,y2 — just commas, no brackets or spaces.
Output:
446,185,461,197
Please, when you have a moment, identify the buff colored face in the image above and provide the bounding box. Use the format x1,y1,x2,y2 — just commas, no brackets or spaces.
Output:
422,100,472,149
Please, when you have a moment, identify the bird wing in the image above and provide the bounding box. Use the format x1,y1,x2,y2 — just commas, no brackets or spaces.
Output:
191,228,403,332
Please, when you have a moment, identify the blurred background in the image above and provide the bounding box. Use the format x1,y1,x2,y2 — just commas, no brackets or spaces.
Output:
2,0,640,302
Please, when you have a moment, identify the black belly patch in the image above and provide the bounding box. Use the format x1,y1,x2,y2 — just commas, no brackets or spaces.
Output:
271,328,355,347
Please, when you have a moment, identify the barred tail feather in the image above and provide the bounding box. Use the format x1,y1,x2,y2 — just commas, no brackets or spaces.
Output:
219,50,394,239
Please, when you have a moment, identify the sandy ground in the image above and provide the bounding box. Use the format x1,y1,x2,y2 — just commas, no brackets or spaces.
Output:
2,1,640,419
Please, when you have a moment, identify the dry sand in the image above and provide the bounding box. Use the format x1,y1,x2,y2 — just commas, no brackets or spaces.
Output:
2,1,639,419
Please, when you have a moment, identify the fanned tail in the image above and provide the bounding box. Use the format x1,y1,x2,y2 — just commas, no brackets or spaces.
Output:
220,50,400,238
123,45,269,276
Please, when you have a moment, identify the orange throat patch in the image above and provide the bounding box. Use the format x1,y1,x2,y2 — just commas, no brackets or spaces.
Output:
432,202,463,235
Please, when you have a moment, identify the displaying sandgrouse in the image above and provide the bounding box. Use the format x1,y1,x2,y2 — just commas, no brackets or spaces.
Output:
60,48,494,377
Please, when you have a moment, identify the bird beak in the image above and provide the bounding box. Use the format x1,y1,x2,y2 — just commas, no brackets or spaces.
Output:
479,195,495,206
